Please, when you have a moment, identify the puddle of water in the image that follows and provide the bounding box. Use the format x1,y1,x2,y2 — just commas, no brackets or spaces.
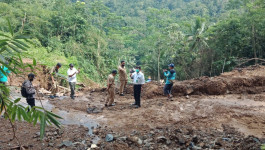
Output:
11,92,100,143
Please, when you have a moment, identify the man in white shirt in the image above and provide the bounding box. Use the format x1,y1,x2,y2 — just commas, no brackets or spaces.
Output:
67,64,80,100
130,66,145,108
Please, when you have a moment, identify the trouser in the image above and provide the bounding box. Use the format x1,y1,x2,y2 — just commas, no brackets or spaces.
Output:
26,98,35,108
164,83,173,95
69,82,76,98
106,87,115,105
51,81,58,95
133,85,142,107
119,80,127,94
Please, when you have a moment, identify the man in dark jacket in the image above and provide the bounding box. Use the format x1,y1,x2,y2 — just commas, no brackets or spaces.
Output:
22,73,36,108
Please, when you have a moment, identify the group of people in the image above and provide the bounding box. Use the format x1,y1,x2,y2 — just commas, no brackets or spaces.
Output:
21,63,80,109
105,61,176,108
1,60,176,110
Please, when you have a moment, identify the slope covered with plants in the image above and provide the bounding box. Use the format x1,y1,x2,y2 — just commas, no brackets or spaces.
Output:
0,0,264,83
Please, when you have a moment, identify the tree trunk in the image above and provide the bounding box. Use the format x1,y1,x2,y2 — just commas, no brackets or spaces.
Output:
252,23,257,64
157,48,161,83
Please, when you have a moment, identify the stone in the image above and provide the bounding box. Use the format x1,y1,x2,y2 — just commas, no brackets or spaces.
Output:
35,132,40,136
105,134,114,142
178,137,186,145
192,136,199,144
48,143,54,147
61,140,73,147
87,107,103,114
166,140,172,145
91,144,98,148
156,136,167,143
137,138,143,145
118,136,127,141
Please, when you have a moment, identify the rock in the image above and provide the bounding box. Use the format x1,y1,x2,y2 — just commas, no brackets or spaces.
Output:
144,142,151,147
192,136,199,144
35,132,40,136
178,137,186,145
91,144,98,148
192,145,202,150
157,136,167,143
48,143,54,147
222,138,231,142
118,136,127,141
58,140,73,147
137,138,143,145
105,134,114,142
87,107,103,114
166,140,172,145
53,131,58,135
215,138,223,146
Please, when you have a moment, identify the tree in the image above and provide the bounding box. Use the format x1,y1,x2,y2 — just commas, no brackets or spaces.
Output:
0,20,62,148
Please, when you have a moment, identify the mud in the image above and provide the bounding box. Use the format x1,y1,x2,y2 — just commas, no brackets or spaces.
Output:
1,65,265,149
123,65,265,98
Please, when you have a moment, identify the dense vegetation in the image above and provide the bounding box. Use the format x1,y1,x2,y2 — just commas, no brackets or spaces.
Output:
0,0,264,83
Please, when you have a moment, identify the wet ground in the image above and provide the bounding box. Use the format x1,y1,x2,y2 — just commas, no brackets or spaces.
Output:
1,86,265,149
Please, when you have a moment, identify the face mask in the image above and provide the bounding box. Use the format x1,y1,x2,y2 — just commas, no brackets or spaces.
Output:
136,69,140,73
30,78,34,81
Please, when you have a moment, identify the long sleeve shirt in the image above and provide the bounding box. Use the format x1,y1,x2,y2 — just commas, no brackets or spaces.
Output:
107,74,115,88
164,69,176,84
118,66,127,81
131,72,145,85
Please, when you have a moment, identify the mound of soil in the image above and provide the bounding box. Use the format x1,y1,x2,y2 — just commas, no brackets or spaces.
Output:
120,65,265,99
9,64,52,90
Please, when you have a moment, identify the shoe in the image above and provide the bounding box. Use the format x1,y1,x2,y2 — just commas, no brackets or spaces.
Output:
71,97,75,100
131,103,137,106
109,104,115,107
120,94,125,96
134,105,140,108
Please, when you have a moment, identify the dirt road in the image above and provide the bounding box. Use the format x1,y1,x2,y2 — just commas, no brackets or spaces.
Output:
1,65,265,149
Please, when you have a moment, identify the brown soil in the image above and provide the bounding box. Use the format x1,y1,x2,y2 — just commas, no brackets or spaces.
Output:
123,65,265,98
1,65,265,149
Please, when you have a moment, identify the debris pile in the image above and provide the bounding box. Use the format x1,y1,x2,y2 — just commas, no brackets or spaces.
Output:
123,65,265,99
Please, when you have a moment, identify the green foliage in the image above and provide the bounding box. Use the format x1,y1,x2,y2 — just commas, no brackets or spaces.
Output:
0,21,62,140
0,0,264,83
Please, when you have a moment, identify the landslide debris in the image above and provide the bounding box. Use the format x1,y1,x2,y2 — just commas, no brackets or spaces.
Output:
124,65,265,99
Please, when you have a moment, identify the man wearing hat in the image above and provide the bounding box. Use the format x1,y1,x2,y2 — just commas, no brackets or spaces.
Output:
67,64,80,100
105,70,117,107
22,73,36,108
163,63,176,100
49,63,62,96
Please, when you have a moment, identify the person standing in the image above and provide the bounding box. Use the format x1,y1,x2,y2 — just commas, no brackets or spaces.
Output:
130,66,145,108
163,63,176,100
118,60,127,96
67,64,80,100
0,64,11,85
105,70,117,107
22,73,36,109
50,63,62,96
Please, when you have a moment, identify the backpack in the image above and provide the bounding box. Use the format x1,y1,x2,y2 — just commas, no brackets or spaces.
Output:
21,84,28,98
